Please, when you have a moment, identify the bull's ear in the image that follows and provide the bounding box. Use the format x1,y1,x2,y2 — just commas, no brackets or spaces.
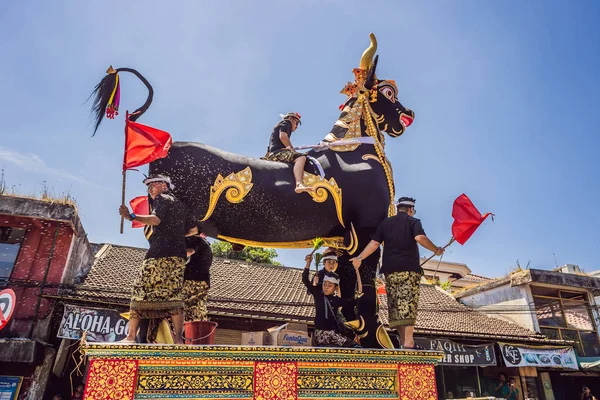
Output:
365,55,379,89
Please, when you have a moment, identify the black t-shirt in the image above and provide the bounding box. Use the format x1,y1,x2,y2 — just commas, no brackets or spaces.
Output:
302,268,356,331
267,120,292,153
371,212,426,274
184,236,213,286
145,193,192,260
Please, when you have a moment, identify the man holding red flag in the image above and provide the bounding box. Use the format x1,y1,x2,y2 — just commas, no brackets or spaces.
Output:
119,174,195,344
351,197,444,350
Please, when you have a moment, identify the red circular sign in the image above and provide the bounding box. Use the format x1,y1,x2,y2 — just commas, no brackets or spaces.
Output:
0,288,16,331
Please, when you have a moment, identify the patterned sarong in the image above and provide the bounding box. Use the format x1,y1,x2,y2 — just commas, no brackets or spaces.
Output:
313,329,358,348
385,271,422,328
264,149,305,163
181,280,209,322
130,256,186,319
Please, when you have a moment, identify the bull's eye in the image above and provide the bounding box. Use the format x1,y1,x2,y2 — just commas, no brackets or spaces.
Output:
379,85,396,102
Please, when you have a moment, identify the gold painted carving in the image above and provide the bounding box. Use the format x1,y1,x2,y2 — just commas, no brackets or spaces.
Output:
329,103,362,152
201,167,253,222
302,171,344,227
216,235,346,250
217,223,357,254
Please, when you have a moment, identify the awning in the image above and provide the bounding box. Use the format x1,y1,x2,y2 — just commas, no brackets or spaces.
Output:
579,356,600,371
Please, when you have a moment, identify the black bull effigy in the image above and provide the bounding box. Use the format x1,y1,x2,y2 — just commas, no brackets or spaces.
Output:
91,34,415,348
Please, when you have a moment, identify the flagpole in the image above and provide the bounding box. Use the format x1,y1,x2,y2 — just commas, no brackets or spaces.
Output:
120,170,126,234
120,111,129,235
420,237,455,267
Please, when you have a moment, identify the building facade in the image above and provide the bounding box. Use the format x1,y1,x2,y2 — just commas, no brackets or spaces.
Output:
0,195,94,400
456,266,600,399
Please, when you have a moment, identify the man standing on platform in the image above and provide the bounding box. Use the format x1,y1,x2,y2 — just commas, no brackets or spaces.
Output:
182,231,213,323
119,174,195,344
350,197,444,350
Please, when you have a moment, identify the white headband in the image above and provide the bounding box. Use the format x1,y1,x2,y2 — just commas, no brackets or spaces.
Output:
322,255,338,262
323,275,340,285
144,177,175,190
397,200,415,207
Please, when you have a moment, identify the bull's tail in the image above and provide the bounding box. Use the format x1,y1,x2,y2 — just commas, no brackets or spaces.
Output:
88,66,154,136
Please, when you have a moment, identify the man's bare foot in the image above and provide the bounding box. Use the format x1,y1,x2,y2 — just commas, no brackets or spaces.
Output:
295,183,314,193
118,338,137,344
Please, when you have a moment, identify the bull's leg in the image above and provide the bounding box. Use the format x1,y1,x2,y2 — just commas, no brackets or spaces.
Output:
337,231,395,349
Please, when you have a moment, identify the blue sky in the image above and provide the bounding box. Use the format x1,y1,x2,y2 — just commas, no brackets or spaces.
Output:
1,1,599,276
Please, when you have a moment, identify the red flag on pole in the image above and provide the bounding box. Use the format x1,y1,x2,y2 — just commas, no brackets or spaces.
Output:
123,117,172,170
129,196,149,228
451,194,494,245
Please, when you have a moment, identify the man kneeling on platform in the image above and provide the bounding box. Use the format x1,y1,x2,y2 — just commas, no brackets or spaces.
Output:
303,252,362,348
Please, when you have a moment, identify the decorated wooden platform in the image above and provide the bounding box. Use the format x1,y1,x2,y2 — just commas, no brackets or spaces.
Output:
82,344,443,399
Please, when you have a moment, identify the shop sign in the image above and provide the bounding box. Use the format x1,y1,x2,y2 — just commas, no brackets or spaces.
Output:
498,342,578,370
58,304,130,342
415,338,496,366
0,376,23,400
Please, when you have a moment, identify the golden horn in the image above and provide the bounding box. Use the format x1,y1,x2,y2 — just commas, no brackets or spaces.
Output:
106,65,117,74
359,33,378,70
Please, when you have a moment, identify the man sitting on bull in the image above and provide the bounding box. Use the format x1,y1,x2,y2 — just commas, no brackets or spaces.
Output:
263,112,314,194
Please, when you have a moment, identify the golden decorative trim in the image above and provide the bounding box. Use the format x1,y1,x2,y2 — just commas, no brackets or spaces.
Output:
362,154,382,165
302,171,344,228
201,167,254,222
216,235,346,250
218,223,358,254
360,94,396,216
329,101,363,152
346,222,359,255
377,326,395,349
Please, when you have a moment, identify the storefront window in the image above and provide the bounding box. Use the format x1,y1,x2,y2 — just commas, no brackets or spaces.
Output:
539,327,561,340
532,286,599,356
561,329,584,355
580,331,600,357
0,226,25,282
523,376,540,400
442,366,479,399
563,300,594,331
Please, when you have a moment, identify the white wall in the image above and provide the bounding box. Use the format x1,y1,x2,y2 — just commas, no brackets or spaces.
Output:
459,283,537,332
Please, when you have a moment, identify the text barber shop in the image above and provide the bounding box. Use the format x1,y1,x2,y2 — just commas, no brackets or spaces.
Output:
415,338,497,399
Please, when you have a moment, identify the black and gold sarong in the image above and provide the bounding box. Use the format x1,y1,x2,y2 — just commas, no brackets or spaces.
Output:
264,149,304,163
181,280,209,322
385,271,422,328
130,256,186,319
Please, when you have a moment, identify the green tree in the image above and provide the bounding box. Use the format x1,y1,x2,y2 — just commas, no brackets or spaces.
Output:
210,240,280,265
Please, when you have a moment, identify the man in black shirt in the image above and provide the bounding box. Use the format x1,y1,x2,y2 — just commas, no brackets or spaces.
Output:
263,112,313,194
350,197,444,349
182,232,213,322
119,174,195,344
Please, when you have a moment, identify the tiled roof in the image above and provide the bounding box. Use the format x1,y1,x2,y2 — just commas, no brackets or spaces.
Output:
73,244,549,342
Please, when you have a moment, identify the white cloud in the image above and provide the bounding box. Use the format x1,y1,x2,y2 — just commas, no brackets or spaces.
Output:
0,147,94,186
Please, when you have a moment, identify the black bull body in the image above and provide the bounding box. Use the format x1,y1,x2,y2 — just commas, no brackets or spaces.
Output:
90,34,415,348
149,142,387,347
149,142,389,243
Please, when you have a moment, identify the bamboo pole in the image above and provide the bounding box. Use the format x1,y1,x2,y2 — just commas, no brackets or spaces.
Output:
420,237,455,267
120,170,126,234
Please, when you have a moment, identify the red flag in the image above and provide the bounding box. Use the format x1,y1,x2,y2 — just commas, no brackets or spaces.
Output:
129,196,149,228
451,194,493,245
123,117,172,170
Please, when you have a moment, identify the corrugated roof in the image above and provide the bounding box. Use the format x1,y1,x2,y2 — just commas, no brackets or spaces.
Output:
72,244,551,342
